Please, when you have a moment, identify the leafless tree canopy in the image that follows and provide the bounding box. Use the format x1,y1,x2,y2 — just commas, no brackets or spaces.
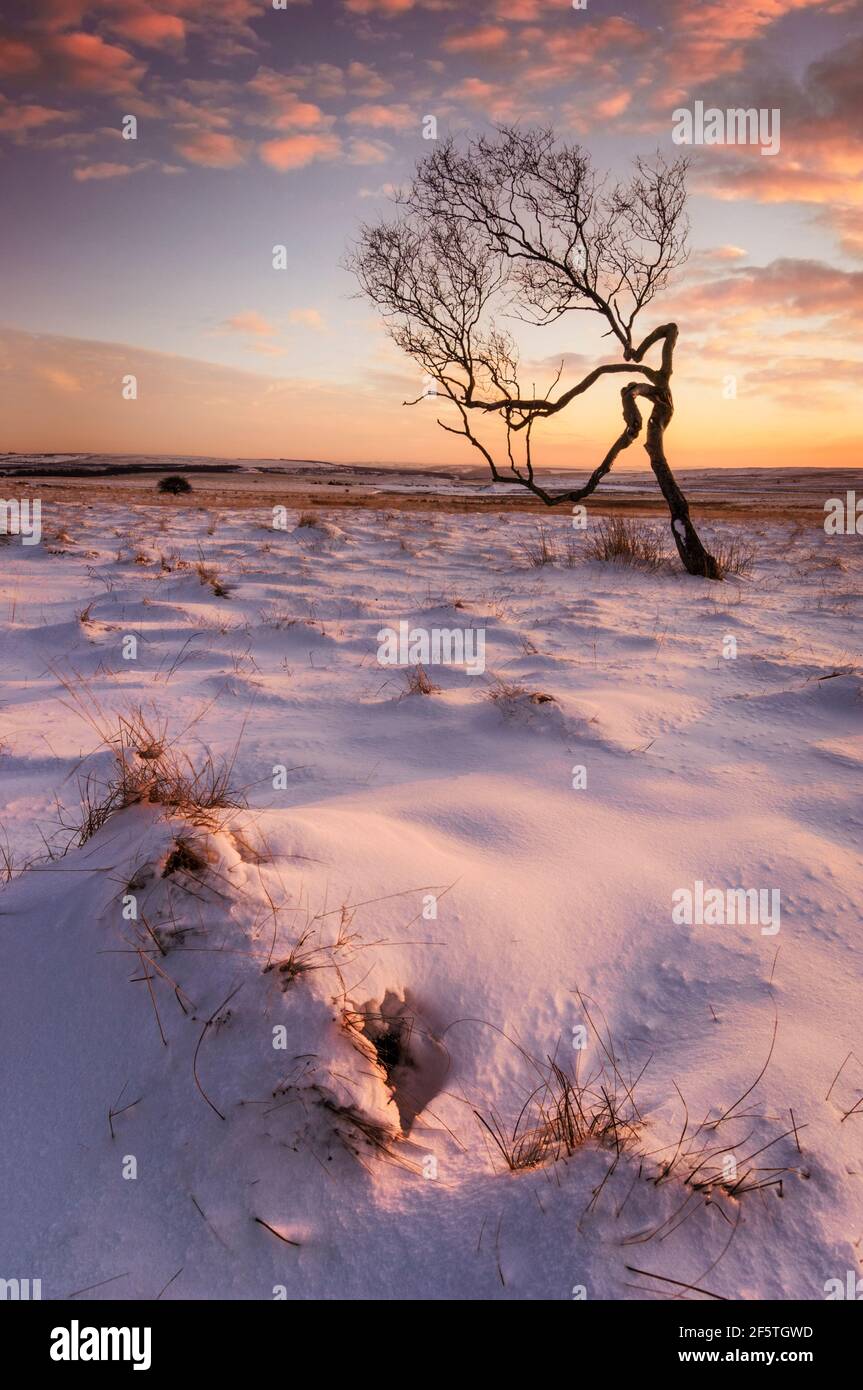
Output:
349,127,720,579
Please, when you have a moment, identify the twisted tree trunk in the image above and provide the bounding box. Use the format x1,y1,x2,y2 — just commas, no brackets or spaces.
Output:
627,324,720,579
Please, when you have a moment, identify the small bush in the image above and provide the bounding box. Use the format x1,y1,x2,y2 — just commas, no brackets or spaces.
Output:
157,475,192,495
583,517,668,570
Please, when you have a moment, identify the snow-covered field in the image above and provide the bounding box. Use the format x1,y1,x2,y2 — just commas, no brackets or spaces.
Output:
0,500,860,1301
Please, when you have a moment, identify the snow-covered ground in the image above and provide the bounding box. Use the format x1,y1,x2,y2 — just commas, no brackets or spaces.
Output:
0,501,860,1301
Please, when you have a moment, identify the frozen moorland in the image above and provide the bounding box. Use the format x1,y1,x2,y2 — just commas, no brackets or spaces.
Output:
0,500,861,1301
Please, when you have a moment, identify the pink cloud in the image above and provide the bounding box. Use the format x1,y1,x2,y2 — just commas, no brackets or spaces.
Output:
50,30,147,96
268,99,331,132
166,96,234,130
265,62,345,101
347,61,391,98
343,0,417,12
22,0,90,30
0,37,42,76
342,0,458,14
444,77,536,123
689,36,863,207
676,258,863,327
441,25,508,53
36,365,83,392
817,208,863,261
347,136,393,164
594,90,631,120
174,129,248,167
259,132,341,171
541,16,648,70
250,343,290,358
289,307,325,329
73,160,147,181
247,68,335,129
488,0,564,16
221,311,277,336
345,102,415,131
0,101,72,136
694,153,863,209
104,6,187,52
658,0,840,89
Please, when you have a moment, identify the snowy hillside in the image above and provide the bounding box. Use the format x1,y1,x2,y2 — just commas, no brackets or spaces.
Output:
1,503,861,1300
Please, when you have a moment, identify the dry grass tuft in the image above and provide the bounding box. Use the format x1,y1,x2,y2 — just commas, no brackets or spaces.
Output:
520,524,558,568
485,676,555,706
476,1056,640,1173
262,924,350,990
194,559,232,598
812,659,860,682
403,663,441,695
472,997,800,1248
0,826,17,883
259,604,298,629
519,526,581,569
297,510,320,528
583,517,669,570
119,707,168,761
638,1019,805,1211
486,676,528,702
710,536,755,579
157,549,188,574
53,696,246,847
316,1091,401,1163
799,548,846,575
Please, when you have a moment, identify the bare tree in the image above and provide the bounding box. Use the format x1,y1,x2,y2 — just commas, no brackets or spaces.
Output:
348,127,720,579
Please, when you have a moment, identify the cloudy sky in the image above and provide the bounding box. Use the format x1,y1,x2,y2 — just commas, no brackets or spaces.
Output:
1,0,861,468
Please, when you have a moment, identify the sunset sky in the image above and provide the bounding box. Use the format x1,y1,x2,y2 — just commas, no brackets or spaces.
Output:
1,0,861,469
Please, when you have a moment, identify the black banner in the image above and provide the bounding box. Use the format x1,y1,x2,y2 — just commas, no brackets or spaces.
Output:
2,1296,858,1374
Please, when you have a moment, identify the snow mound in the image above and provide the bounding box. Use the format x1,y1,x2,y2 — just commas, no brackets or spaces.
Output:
293,519,345,545
0,805,404,1200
